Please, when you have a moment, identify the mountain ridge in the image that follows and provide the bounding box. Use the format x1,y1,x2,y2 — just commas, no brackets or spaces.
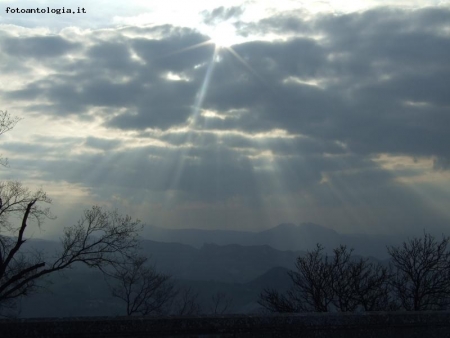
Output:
143,222,400,258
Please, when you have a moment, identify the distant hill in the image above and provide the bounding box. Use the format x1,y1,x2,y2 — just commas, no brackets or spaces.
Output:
16,237,391,318
16,239,304,317
15,224,401,317
24,238,302,283
142,225,255,247
245,266,292,291
140,240,301,283
18,264,294,317
144,222,401,258
256,223,340,251
27,222,402,259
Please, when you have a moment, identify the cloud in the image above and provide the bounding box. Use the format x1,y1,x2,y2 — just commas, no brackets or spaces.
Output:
1,6,450,233
229,8,450,161
202,6,245,25
84,136,122,151
1,35,80,58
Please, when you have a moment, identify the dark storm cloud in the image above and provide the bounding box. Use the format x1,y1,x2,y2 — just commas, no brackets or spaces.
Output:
202,6,244,25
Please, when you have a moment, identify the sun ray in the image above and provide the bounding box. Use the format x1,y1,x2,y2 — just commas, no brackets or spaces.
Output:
150,30,272,209
224,46,271,88
165,48,218,198
161,39,214,58
190,47,219,125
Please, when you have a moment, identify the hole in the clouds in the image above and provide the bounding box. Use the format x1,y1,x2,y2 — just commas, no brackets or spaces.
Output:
208,22,238,48
165,72,190,82
201,110,226,120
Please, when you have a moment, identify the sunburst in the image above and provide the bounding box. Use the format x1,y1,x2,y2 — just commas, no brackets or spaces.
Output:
208,22,239,49
159,22,270,200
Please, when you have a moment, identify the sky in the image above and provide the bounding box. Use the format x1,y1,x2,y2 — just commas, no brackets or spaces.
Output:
0,0,449,237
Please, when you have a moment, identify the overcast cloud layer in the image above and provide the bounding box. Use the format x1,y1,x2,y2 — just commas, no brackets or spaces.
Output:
0,2,450,236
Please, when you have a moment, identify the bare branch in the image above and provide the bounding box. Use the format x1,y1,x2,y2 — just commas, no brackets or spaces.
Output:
388,232,450,310
0,198,142,309
0,110,22,167
258,288,298,313
107,255,176,316
259,243,393,313
173,287,202,316
209,291,233,315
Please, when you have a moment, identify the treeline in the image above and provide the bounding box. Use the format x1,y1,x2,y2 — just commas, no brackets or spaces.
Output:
259,233,450,312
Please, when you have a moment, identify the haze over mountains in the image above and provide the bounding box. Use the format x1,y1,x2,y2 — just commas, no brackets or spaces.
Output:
27,222,398,284
17,222,402,317
143,222,402,258
26,236,301,284
22,238,300,317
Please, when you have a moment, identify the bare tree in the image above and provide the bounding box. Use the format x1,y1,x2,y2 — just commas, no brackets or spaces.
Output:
259,244,333,313
289,244,334,312
0,187,142,311
0,110,21,167
0,181,54,310
329,245,358,312
172,286,202,316
388,232,450,311
108,255,176,316
208,291,233,315
348,258,394,311
259,244,392,313
0,110,146,314
0,110,20,136
258,289,298,313
330,246,393,312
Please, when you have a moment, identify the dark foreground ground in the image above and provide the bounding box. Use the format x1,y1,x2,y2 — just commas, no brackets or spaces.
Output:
2,312,450,338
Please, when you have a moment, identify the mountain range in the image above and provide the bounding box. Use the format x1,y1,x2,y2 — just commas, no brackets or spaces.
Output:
13,222,403,317
143,222,402,258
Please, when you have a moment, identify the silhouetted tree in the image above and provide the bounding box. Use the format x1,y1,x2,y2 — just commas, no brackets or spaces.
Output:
0,186,143,312
330,245,393,312
347,257,394,311
209,291,233,315
388,232,450,311
259,244,333,313
172,286,202,316
0,181,53,313
259,244,392,313
108,255,176,316
291,244,335,312
0,110,21,167
258,289,298,313
0,111,144,314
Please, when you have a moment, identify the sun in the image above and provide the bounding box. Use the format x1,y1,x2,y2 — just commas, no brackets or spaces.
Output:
208,22,239,48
